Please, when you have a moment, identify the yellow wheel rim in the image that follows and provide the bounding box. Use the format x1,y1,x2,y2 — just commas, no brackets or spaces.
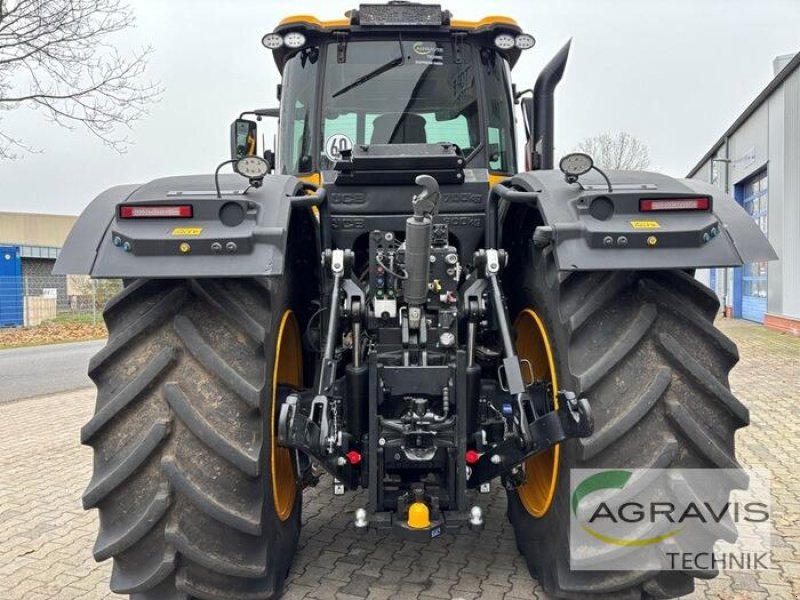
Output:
514,308,560,518
271,310,303,521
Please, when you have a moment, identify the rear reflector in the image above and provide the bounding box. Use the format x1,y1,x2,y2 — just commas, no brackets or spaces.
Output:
465,450,481,465
346,450,362,466
119,205,193,219
640,198,710,212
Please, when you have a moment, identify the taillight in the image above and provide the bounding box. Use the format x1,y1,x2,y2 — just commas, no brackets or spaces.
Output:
119,205,193,218
639,198,710,212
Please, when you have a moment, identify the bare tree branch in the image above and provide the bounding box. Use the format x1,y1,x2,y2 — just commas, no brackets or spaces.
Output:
574,131,651,171
0,128,40,159
0,0,161,158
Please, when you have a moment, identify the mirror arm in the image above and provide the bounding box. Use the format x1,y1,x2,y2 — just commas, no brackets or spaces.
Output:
514,87,533,101
240,108,280,120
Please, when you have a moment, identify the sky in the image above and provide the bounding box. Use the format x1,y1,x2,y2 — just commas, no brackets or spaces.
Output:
1,0,798,216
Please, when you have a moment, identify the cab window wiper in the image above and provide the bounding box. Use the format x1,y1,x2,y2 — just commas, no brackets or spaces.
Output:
332,55,404,98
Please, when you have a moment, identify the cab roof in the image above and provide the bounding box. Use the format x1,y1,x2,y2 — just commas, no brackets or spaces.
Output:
269,3,526,72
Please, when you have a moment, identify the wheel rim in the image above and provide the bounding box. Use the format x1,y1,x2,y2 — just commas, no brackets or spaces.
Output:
271,310,302,521
514,308,560,518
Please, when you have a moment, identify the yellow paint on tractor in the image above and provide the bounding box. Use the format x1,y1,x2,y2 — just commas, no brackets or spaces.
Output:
450,15,520,30
488,173,511,188
272,310,303,521
278,14,350,28
278,13,519,32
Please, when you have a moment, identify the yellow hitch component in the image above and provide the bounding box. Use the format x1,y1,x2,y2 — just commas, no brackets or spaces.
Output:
408,502,431,529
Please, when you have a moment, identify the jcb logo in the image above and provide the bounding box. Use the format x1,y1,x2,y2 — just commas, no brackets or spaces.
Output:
330,193,366,205
331,217,366,230
441,216,483,228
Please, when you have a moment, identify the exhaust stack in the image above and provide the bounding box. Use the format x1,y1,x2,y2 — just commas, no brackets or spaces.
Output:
532,40,571,170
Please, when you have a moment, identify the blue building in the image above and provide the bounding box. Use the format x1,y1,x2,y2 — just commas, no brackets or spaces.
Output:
688,51,800,335
0,246,23,327
0,212,77,327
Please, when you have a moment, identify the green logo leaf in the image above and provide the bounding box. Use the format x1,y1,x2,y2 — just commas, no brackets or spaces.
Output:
572,470,632,516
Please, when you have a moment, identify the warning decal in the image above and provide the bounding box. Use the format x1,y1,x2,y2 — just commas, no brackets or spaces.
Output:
630,221,661,230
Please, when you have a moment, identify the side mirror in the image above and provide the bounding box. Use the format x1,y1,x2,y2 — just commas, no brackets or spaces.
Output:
231,118,258,160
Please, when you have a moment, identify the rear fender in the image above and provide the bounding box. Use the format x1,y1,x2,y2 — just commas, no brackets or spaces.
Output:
55,173,312,278
505,170,776,271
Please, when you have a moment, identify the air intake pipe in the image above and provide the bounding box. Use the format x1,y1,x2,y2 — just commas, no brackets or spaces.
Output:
531,40,571,170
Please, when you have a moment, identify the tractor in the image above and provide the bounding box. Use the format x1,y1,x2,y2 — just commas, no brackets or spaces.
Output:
56,3,775,599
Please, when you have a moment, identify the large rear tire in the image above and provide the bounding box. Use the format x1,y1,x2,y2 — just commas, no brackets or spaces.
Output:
81,274,304,600
506,244,747,599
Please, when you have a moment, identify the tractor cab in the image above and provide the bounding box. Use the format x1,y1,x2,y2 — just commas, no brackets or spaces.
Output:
249,3,549,262
265,4,535,183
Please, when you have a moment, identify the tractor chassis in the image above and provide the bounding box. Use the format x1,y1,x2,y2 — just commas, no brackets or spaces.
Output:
278,242,594,538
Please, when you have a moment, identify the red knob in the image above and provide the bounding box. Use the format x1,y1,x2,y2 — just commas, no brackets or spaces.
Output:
465,450,481,465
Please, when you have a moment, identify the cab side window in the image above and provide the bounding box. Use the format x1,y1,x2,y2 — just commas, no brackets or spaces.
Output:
483,52,515,173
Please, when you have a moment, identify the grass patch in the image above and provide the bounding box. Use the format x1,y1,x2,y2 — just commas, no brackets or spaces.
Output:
0,320,107,350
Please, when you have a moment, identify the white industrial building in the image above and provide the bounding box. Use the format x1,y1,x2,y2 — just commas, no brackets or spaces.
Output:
689,51,800,335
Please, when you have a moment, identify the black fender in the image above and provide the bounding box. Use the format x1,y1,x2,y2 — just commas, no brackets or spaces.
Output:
501,169,776,271
54,173,313,278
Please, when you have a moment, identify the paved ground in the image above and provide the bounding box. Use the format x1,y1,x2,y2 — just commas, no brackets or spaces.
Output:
0,339,104,403
0,319,798,599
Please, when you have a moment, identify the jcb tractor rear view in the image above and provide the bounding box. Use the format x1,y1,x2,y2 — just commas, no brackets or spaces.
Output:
56,3,776,599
